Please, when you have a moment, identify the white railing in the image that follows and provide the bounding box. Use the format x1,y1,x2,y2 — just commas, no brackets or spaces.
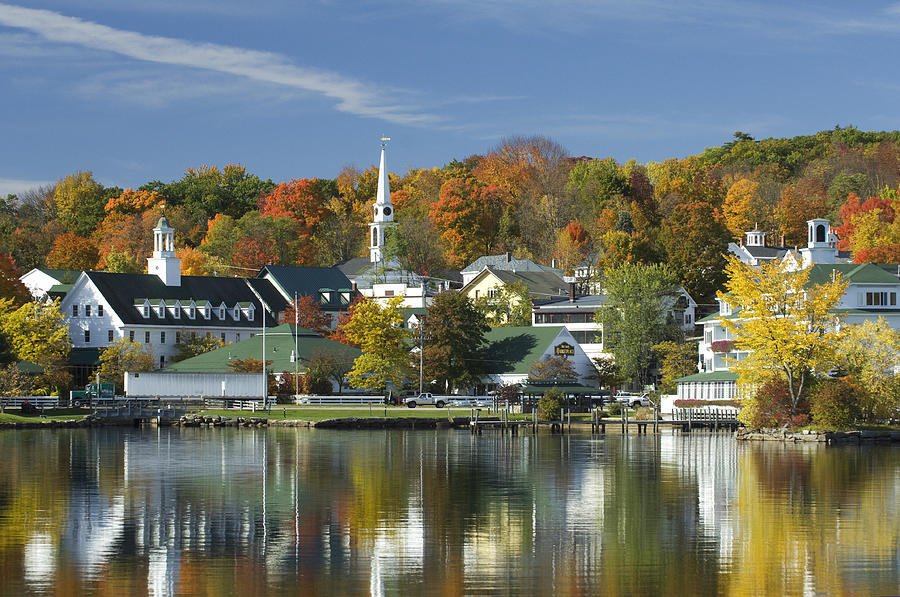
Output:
0,396,60,408
296,395,385,405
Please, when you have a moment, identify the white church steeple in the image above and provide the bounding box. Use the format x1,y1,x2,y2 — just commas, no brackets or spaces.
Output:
147,215,182,286
369,137,395,263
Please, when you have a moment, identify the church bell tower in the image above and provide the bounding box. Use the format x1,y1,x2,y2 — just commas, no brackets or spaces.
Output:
147,215,182,286
369,137,395,264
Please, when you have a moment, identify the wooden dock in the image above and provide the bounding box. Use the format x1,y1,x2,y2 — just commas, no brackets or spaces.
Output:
468,407,741,435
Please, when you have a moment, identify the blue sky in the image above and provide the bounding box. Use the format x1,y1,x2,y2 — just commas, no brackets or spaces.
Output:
1,1,899,196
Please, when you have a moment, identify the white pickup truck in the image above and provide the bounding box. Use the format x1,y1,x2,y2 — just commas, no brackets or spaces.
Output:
404,393,492,408
613,392,653,408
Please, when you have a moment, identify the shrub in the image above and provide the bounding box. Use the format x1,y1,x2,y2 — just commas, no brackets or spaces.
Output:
633,406,654,420
607,402,623,416
739,376,808,429
810,379,860,430
537,387,565,421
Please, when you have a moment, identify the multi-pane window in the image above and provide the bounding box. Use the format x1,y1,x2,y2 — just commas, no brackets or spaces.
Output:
129,330,135,342
142,305,149,317
108,330,113,342
84,329,90,343
221,333,226,342
235,333,241,341
175,331,182,344
866,291,897,307
98,305,103,317
145,331,150,344
85,305,91,317
159,356,165,368
72,305,78,317
160,331,166,344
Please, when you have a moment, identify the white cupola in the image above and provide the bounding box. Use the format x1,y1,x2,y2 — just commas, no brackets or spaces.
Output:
745,226,766,247
369,137,395,263
800,218,838,267
147,215,182,286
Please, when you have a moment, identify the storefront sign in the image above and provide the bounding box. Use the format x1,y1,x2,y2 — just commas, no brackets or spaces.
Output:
554,342,575,356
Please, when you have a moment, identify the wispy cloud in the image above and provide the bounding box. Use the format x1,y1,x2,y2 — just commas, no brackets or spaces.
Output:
0,3,438,125
0,177,53,197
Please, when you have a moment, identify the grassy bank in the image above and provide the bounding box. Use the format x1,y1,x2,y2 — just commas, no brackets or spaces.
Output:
0,408,89,424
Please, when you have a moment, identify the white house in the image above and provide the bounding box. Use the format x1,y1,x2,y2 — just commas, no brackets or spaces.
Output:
679,218,900,402
20,268,80,300
59,217,286,374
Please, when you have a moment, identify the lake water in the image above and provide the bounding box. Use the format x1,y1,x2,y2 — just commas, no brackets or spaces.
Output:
0,427,898,596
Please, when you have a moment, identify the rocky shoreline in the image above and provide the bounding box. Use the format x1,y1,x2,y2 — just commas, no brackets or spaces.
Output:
736,427,900,444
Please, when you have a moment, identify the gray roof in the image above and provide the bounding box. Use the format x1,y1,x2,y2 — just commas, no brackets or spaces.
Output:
462,254,563,277
479,268,569,298
532,294,609,311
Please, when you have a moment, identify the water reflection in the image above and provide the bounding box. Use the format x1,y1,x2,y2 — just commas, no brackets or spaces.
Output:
0,428,897,596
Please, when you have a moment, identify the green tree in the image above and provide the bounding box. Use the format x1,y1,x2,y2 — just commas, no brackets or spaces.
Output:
423,291,490,392
652,340,699,394
172,334,226,363
97,339,155,392
528,355,577,381
0,364,35,413
719,256,848,422
53,171,107,236
592,356,625,390
537,385,565,420
597,263,680,388
472,281,531,326
383,216,447,276
341,297,410,392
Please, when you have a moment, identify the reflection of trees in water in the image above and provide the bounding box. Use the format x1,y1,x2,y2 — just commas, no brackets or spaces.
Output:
725,444,900,596
0,429,898,595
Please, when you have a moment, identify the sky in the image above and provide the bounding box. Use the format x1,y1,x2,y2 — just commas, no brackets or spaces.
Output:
1,1,900,196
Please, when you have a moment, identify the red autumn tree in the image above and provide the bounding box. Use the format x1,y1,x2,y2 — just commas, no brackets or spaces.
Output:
328,295,365,348
0,253,31,305
833,193,894,251
278,294,332,333
259,178,329,245
46,233,100,271
232,235,278,271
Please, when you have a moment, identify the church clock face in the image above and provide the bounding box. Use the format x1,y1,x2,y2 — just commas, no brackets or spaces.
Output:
383,206,392,216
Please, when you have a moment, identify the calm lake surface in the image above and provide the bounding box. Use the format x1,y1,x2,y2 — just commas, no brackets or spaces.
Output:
0,427,898,596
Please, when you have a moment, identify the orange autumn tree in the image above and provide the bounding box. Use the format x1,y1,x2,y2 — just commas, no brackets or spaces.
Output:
258,178,331,264
776,178,829,246
554,220,590,275
46,233,99,270
429,178,508,268
105,188,163,214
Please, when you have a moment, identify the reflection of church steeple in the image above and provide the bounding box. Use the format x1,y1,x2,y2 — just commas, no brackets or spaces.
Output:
369,137,395,264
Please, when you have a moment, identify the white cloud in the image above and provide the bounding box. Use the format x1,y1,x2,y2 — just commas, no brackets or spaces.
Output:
0,3,438,125
0,178,53,197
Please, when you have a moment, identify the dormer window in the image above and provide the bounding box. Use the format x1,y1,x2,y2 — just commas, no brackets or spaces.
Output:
187,304,195,319
157,303,165,317
173,305,180,319
204,305,211,319
320,290,332,303
219,306,226,319
233,306,240,320
248,305,256,321
341,291,351,305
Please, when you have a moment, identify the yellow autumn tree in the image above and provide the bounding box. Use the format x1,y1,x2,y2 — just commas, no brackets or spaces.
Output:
719,256,848,421
341,297,410,392
722,178,768,240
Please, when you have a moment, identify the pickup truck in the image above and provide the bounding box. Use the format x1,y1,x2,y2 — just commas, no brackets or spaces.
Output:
404,393,493,408
613,392,653,408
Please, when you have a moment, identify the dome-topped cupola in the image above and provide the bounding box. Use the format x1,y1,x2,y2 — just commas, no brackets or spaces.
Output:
147,214,182,286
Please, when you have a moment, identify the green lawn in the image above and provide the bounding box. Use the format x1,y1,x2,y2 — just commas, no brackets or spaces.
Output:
0,408,89,424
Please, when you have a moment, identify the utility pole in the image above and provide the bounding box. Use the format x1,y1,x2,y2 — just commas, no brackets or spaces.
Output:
245,280,270,405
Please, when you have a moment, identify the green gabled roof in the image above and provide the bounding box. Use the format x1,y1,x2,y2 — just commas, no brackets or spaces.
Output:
164,323,360,374
195,300,210,307
808,263,900,285
675,371,738,383
238,302,252,308
134,298,147,305
38,269,81,284
482,325,566,375
520,383,595,395
48,283,73,295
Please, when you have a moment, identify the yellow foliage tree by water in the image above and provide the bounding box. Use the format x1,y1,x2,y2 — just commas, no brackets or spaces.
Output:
719,256,847,421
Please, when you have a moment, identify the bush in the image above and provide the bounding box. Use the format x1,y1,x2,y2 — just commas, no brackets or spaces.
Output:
607,402,623,416
633,406,654,420
739,376,809,429
537,387,565,421
810,379,860,430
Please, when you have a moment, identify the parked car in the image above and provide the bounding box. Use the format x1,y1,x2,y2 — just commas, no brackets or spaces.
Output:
613,392,652,408
449,397,493,408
